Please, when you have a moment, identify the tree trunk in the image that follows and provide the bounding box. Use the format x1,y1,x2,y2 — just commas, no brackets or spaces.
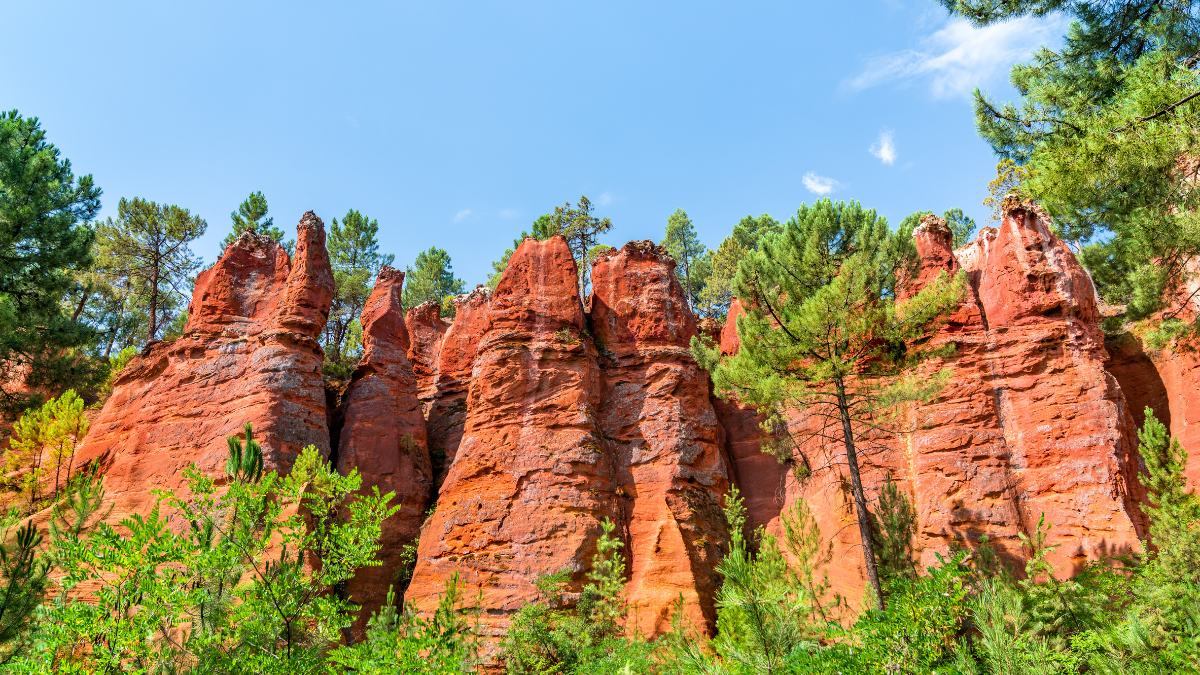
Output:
71,286,91,323
835,379,886,611
147,274,159,343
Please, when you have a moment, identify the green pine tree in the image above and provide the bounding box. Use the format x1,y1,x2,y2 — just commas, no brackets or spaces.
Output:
550,196,613,298
95,198,206,343
324,209,394,379
663,209,708,312
403,247,464,318
943,0,1200,324
0,110,105,414
871,473,918,586
221,191,292,254
693,198,965,610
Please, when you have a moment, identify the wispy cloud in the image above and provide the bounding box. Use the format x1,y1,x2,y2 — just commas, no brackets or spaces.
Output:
596,192,614,207
870,130,897,165
846,16,1064,98
454,209,471,223
802,172,841,196
499,209,519,220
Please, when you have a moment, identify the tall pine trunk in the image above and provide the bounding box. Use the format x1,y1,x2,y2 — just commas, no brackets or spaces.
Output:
836,378,886,611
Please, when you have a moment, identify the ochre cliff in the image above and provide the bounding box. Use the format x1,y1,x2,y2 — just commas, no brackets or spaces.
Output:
729,205,1149,605
590,241,731,637
404,236,614,647
336,266,431,628
76,213,334,521
68,201,1198,650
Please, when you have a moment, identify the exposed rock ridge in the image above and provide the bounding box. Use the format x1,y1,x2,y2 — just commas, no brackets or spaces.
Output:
405,236,614,650
590,241,732,637
336,266,431,631
74,213,335,522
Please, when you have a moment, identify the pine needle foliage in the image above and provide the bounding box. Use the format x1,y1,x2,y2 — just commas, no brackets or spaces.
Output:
692,198,966,611
870,474,918,586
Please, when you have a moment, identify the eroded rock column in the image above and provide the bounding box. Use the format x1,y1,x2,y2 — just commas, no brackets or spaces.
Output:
590,241,732,637
405,236,614,646
337,266,432,626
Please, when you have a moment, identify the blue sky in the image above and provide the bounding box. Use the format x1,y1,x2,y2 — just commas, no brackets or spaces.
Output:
3,1,1064,287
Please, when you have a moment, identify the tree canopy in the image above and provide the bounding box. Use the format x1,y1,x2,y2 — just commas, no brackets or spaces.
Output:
694,198,964,609
403,246,465,317
945,0,1200,323
0,111,104,412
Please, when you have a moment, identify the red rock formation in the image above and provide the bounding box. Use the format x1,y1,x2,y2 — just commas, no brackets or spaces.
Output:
337,266,431,628
416,286,492,486
75,213,334,521
1107,335,1200,490
902,205,1144,576
589,241,732,637
405,301,448,399
405,236,614,648
720,298,746,356
738,206,1147,605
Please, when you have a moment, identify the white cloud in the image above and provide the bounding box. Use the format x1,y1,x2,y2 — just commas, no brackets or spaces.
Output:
499,209,519,219
596,192,614,207
454,209,471,223
802,172,841,196
870,130,897,165
846,16,1065,98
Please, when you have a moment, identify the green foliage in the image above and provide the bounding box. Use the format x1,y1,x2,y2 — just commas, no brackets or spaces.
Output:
503,519,655,674
328,578,482,674
0,520,47,665
944,1,1200,324
324,209,394,378
897,208,978,248
403,246,464,318
550,196,614,298
7,432,396,674
225,422,264,485
221,191,291,254
4,390,90,509
663,209,708,312
672,487,843,674
695,215,781,321
96,197,207,343
693,198,965,610
870,474,917,586
98,345,138,398
851,555,972,674
0,110,104,414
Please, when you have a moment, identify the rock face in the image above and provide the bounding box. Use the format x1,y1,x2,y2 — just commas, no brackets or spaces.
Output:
336,266,431,628
425,287,492,482
590,241,732,637
1107,336,1200,490
405,301,449,399
76,213,334,520
720,205,1148,604
405,236,615,646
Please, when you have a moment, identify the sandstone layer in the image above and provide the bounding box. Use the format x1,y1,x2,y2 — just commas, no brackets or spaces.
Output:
590,241,732,637
336,266,432,627
405,236,615,646
75,213,334,521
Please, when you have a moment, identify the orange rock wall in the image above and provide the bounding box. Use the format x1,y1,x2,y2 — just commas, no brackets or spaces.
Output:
590,241,731,637
405,237,615,647
720,206,1149,605
336,266,431,626
76,213,334,521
